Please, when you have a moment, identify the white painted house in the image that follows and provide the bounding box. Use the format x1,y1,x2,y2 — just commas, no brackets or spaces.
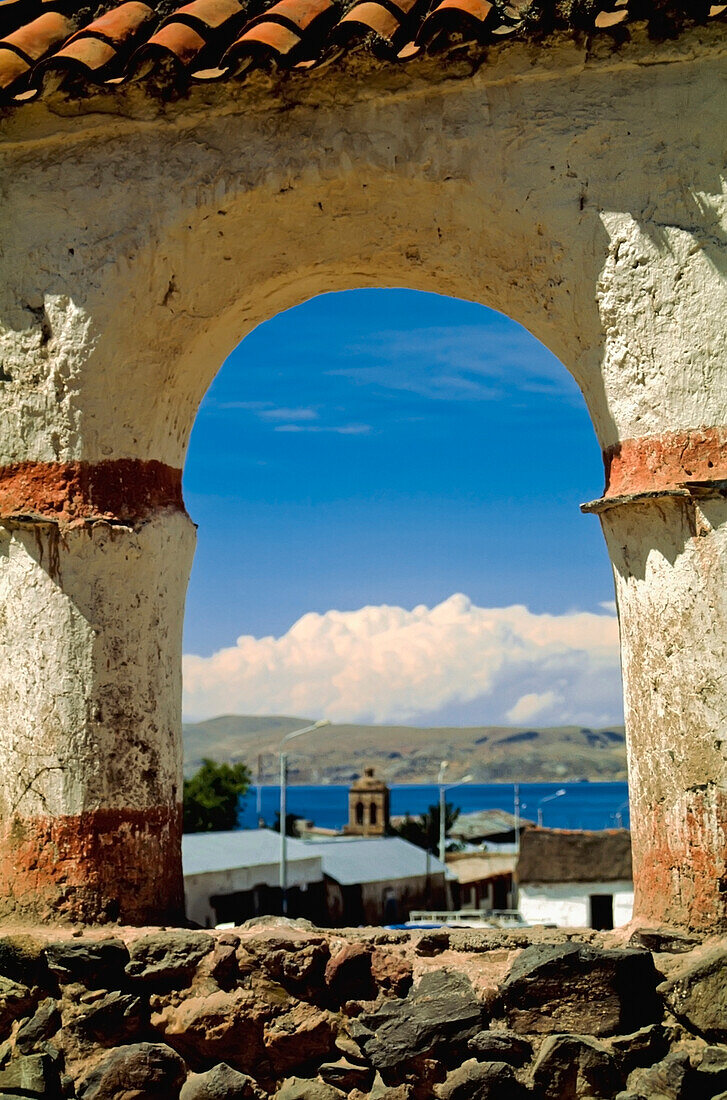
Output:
517,828,634,930
183,828,323,928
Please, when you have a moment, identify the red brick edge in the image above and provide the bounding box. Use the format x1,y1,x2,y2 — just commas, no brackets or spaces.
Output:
0,459,184,524
603,426,727,498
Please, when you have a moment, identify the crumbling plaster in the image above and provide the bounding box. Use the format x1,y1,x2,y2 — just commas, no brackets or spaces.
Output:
0,22,725,925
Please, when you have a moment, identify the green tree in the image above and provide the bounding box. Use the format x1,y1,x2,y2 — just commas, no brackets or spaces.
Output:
183,758,251,833
392,801,460,855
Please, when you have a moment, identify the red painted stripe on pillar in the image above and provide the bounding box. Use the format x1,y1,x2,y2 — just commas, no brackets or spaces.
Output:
0,459,185,524
631,787,727,932
603,426,727,498
0,804,183,924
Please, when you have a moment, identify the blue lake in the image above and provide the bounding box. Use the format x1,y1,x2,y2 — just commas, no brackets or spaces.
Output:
239,781,630,832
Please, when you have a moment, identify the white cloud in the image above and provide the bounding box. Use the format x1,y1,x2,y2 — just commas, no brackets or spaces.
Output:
506,691,562,724
183,594,622,727
258,407,319,421
273,423,371,435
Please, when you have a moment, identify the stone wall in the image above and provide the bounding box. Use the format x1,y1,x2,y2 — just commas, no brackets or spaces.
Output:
0,919,724,1099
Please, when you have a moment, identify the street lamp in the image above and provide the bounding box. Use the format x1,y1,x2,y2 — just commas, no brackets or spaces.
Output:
537,787,566,827
279,719,330,916
438,762,473,864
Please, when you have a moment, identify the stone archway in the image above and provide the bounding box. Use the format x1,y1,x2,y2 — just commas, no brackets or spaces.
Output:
0,18,724,929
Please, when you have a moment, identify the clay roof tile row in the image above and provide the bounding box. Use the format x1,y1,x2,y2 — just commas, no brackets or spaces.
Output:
0,0,724,105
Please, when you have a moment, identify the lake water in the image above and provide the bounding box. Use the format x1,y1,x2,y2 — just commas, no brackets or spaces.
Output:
239,781,630,832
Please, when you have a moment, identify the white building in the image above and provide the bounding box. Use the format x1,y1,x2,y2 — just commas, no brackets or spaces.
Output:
183,828,323,928
516,828,634,930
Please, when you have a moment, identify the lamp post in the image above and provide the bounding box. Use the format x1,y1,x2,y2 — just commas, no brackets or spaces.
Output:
279,719,330,916
537,787,566,827
438,763,473,864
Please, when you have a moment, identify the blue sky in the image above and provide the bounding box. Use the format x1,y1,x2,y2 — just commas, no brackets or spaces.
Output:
182,289,622,726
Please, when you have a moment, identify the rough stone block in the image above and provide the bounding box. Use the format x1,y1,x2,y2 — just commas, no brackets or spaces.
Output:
499,943,660,1036
532,1034,623,1099
435,1058,521,1099
180,1062,265,1099
467,1029,532,1066
15,998,61,1053
692,1045,727,1097
625,1050,691,1100
44,940,129,988
0,1052,59,1097
0,976,36,1037
77,1042,187,1100
275,1077,345,1100
352,970,484,1070
659,944,727,1041
0,936,48,986
72,991,146,1045
319,1056,375,1092
126,931,214,983
324,943,374,1001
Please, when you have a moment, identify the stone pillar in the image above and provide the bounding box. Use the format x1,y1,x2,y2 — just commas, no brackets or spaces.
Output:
0,461,195,924
585,430,727,931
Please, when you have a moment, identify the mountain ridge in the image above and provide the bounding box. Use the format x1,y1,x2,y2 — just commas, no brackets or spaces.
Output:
183,715,627,783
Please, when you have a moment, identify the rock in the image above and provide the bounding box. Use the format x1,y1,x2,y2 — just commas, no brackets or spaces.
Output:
609,1024,669,1072
659,944,727,1041
368,1073,412,1099
370,950,413,997
0,976,36,1036
499,943,660,1037
352,970,483,1070
625,1050,691,1100
319,1056,374,1092
532,1033,623,1099
325,943,374,1001
151,987,267,1073
275,1077,345,1099
628,928,701,954
15,998,61,1053
180,1062,265,1099
254,938,329,992
0,936,47,986
415,933,450,957
467,1029,531,1066
73,991,145,1044
44,940,129,988
692,1045,727,1096
264,1003,336,1074
126,931,214,984
435,1058,520,1099
0,1052,60,1096
77,1042,187,1100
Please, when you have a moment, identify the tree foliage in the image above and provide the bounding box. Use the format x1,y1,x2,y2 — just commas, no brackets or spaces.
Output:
183,758,251,833
392,801,460,855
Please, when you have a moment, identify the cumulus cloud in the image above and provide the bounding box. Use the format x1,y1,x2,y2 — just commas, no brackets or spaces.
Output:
183,594,623,727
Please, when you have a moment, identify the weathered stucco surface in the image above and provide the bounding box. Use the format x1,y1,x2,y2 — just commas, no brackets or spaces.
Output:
0,23,725,925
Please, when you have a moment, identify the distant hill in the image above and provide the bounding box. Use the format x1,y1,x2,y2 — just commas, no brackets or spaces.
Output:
183,715,627,783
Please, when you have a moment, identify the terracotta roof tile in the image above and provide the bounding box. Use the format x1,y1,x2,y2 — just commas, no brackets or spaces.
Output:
0,0,723,106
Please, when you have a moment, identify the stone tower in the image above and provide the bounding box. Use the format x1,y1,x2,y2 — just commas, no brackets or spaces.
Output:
344,769,390,837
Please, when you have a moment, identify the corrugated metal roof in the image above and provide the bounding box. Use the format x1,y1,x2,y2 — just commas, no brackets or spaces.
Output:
182,827,319,876
295,836,447,885
183,829,447,883
449,809,532,841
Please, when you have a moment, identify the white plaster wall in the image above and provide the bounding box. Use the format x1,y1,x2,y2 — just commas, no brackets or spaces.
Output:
519,881,634,928
184,857,322,928
0,25,724,469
